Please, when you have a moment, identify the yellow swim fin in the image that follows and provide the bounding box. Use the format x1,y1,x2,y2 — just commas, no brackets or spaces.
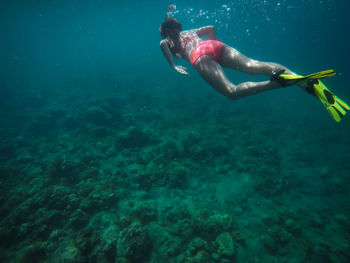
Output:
307,79,349,122
277,69,336,86
271,69,349,122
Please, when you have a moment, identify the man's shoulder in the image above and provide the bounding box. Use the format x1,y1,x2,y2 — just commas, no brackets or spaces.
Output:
160,39,167,45
180,29,198,37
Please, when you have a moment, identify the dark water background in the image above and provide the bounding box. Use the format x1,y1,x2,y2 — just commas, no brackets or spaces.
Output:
1,0,349,104
1,0,350,262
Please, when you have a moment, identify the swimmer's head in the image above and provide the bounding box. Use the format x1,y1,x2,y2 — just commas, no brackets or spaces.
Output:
160,17,182,39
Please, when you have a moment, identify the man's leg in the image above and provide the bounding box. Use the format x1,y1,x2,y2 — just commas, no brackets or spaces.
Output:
194,55,283,99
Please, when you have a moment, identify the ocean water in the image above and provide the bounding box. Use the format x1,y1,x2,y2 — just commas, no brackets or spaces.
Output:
1,0,350,262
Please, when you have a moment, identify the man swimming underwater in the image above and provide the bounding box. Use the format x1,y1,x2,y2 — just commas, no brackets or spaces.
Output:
159,17,349,122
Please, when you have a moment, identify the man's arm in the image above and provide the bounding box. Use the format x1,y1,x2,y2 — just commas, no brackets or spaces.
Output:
160,39,176,69
160,40,189,75
195,26,216,40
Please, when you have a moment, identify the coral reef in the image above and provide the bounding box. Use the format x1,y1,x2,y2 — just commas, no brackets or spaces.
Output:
116,222,152,262
1,93,350,263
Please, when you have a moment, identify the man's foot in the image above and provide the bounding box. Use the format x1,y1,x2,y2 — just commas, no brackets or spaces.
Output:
270,69,288,86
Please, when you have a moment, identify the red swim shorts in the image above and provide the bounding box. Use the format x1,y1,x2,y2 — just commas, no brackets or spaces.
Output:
190,40,223,66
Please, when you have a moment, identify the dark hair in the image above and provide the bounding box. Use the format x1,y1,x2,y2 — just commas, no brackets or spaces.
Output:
160,17,182,56
160,17,182,39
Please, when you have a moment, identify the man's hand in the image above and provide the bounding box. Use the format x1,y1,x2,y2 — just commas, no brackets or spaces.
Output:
175,65,189,75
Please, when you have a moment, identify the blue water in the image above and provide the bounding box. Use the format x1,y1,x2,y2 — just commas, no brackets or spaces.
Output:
1,1,350,262
2,1,349,97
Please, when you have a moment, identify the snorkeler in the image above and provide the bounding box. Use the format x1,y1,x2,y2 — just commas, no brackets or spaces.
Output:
159,17,349,122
